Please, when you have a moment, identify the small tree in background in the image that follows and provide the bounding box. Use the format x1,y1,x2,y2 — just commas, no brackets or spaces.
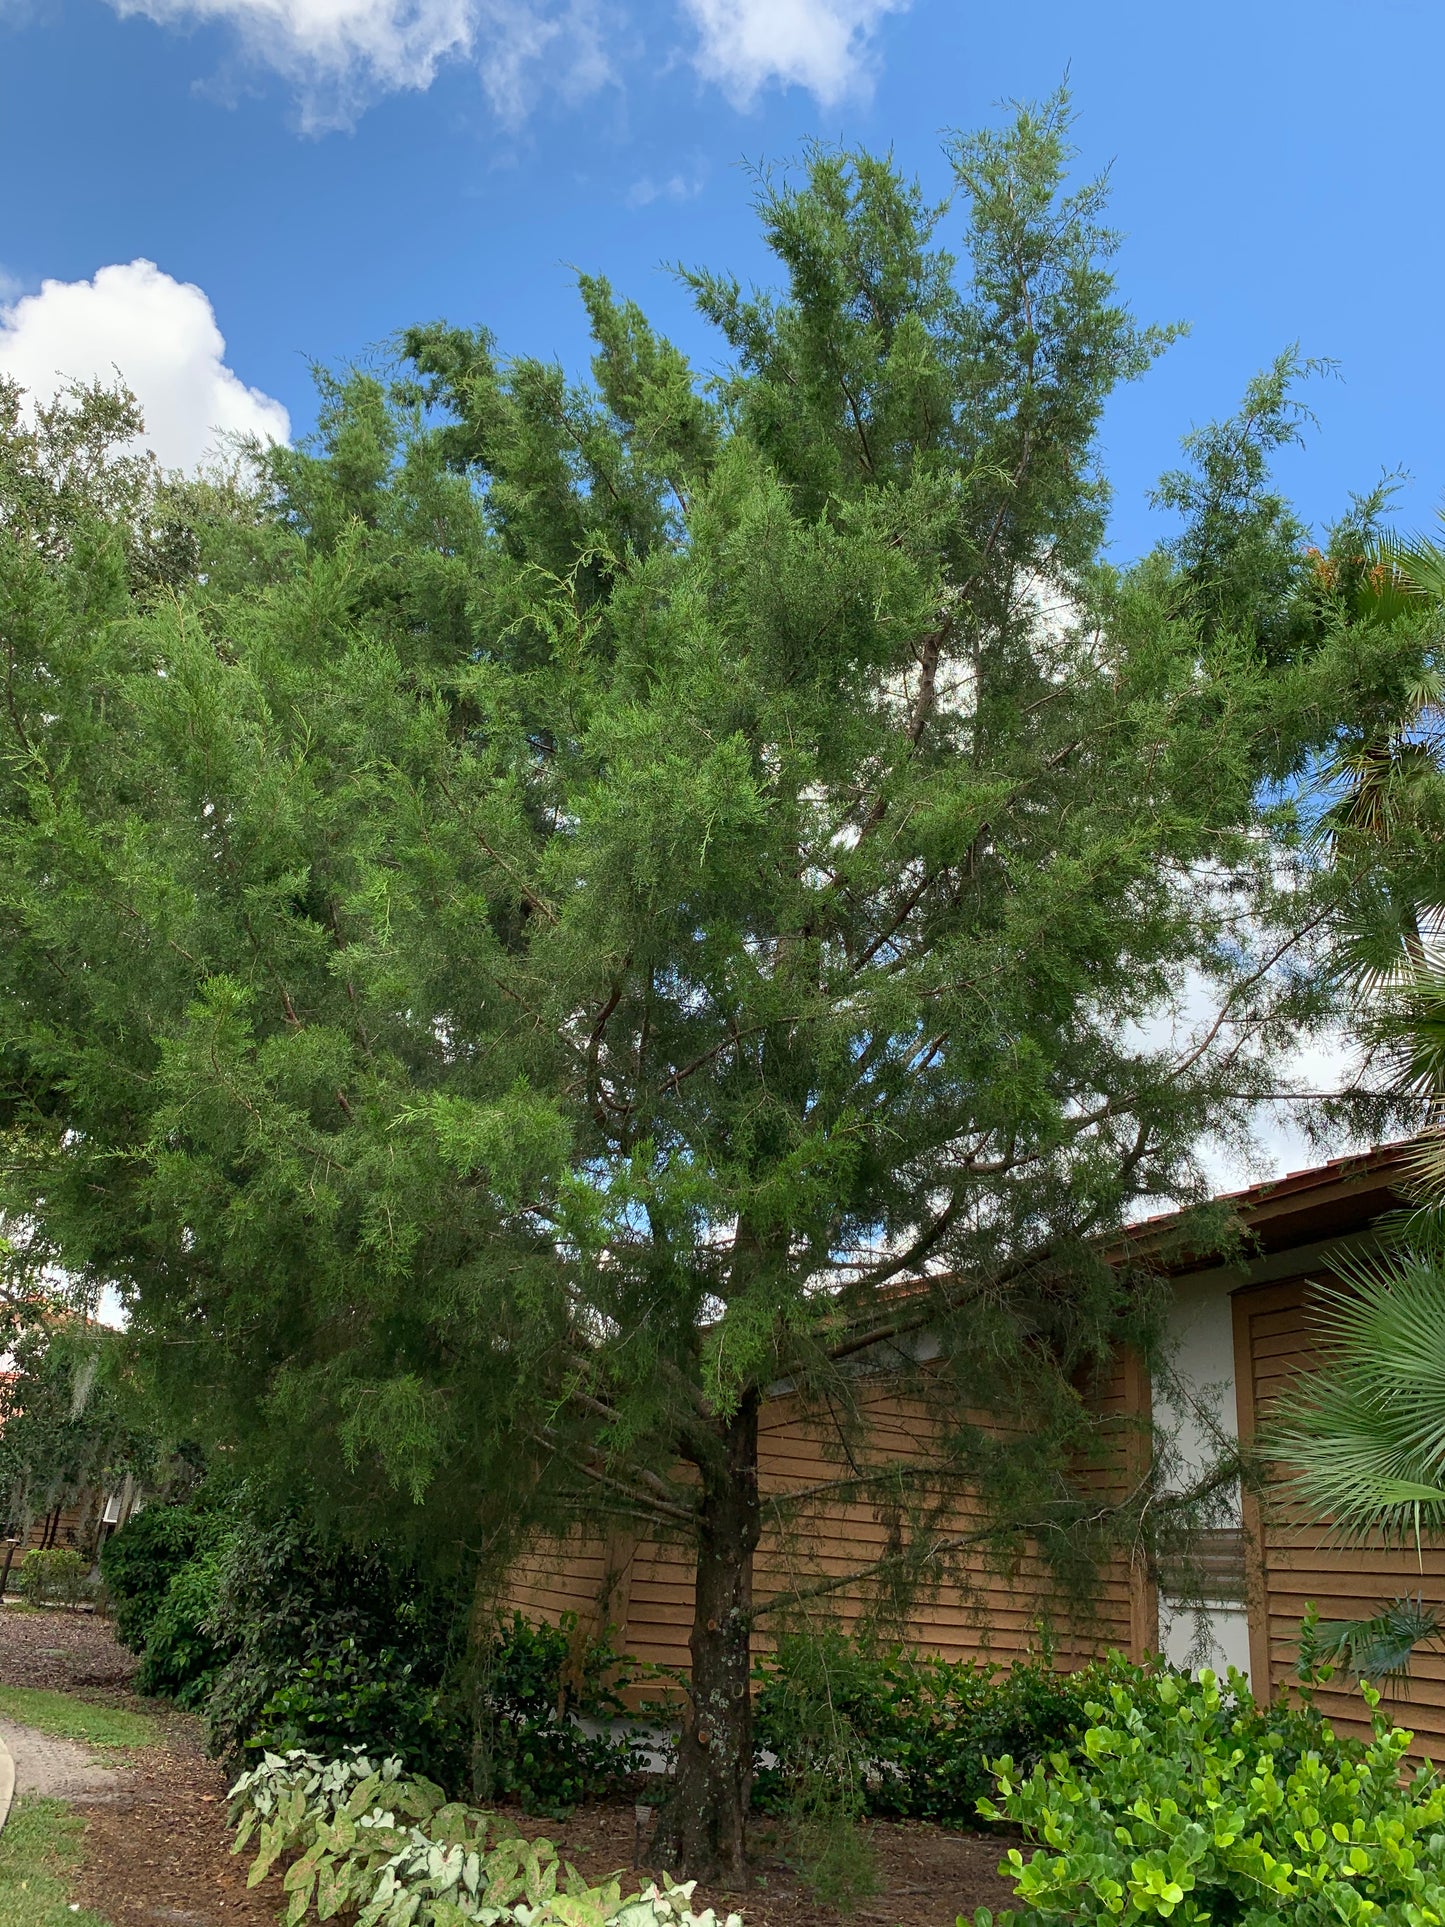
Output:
0,1289,159,1558
0,94,1430,1872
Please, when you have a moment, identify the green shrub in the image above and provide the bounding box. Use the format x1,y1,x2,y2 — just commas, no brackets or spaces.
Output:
109,1503,646,1814
228,1747,743,1927
248,1638,462,1781
752,1631,1123,1826
472,1611,649,1815
101,1496,234,1706
103,1491,473,1788
205,1508,470,1789
135,1546,228,1707
974,1665,1445,1927
16,1546,90,1606
100,1502,208,1651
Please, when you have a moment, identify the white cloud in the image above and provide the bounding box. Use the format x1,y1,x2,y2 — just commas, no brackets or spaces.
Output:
626,168,704,208
680,0,907,107
113,0,471,127
1193,1023,1370,1198
94,0,900,125
106,0,612,131
473,0,612,123
1119,953,1370,1209
0,260,289,472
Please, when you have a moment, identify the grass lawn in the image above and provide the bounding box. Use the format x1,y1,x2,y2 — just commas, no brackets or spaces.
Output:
0,1687,158,1751
0,1795,109,1927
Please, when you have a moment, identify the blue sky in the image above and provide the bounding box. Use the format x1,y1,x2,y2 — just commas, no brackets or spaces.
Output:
1,0,1441,561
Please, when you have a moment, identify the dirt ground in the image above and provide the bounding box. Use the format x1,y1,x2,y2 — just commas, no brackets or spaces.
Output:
0,1600,139,1691
69,1724,290,1927
0,1603,1015,1927
512,1803,1016,1927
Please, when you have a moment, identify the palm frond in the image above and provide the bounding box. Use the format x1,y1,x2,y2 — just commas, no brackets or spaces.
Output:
1327,904,1434,999
1374,519,1445,607
1311,1595,1444,1683
1405,1131,1445,1198
1353,963,1445,1105
1265,1246,1445,1546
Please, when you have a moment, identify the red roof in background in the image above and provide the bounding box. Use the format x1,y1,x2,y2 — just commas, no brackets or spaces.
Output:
1123,1139,1420,1275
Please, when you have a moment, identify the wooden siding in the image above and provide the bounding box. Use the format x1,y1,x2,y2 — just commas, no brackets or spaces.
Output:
1233,1276,1445,1757
6,1498,96,1556
1,1480,138,1575
506,1359,1148,1694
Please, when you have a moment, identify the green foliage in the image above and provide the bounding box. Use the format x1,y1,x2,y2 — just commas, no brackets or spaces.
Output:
136,1543,229,1706
100,1492,236,1706
100,1501,209,1652
0,86,1388,1566
206,1508,469,1785
1263,1244,1445,1679
1270,1248,1445,1546
0,374,153,569
101,1488,472,1781
228,1747,743,1927
1150,349,1324,663
753,1632,1134,1826
1301,1594,1445,1684
0,1304,159,1555
15,1547,91,1607
1264,510,1445,1683
1308,502,1445,1007
247,1638,463,1783
472,1612,649,1816
784,1809,880,1915
0,1686,159,1750
974,1665,1445,1927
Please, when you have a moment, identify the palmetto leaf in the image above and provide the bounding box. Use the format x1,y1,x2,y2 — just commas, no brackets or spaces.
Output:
1266,1245,1445,1548
1322,736,1445,844
1359,966,1445,1107
1311,1596,1445,1682
1314,521,1445,1004
1374,516,1445,607
1282,518,1445,1679
1367,1477,1445,1504
1404,1131,1445,1198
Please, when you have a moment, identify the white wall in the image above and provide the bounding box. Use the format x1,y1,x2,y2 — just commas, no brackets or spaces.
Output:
1152,1270,1250,1681
1159,1597,1252,1678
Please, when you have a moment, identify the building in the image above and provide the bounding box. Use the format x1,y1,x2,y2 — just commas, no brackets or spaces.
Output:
2,1474,142,1561
507,1143,1445,1753
1140,1142,1441,1746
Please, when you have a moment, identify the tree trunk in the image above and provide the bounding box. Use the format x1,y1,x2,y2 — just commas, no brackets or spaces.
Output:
654,1391,761,1884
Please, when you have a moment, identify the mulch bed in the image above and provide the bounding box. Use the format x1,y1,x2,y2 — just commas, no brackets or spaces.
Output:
0,1597,139,1692
70,1725,288,1927
511,1803,1015,1927
0,1605,1014,1927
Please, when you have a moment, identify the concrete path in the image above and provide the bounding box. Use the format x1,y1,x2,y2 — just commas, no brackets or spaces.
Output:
0,1726,12,1834
0,1718,124,1807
